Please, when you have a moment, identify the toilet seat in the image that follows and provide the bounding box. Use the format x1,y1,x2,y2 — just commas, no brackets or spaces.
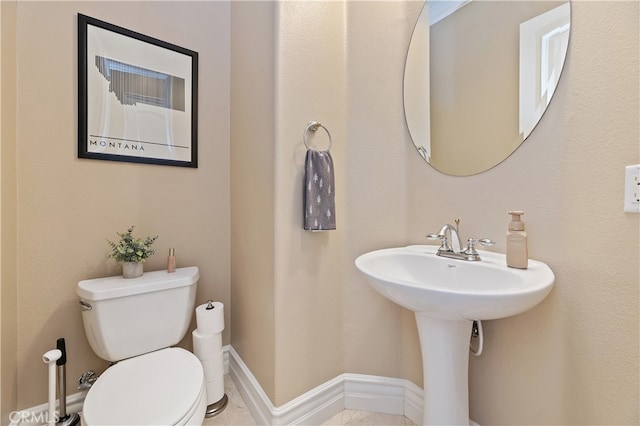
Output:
82,347,205,425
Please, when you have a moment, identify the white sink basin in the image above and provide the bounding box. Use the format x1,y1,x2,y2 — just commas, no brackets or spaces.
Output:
355,244,555,425
355,245,554,320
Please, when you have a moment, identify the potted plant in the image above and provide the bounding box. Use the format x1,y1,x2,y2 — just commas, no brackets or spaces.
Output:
107,225,158,278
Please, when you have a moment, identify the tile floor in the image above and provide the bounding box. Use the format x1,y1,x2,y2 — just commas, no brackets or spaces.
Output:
203,375,255,426
322,410,416,426
204,376,415,426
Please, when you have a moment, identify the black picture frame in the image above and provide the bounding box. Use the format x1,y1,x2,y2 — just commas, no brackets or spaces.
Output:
78,14,198,167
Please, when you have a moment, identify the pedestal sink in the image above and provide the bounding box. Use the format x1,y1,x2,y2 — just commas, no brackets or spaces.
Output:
355,245,554,425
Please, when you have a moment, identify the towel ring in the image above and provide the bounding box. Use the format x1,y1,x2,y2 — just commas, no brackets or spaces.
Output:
303,121,332,151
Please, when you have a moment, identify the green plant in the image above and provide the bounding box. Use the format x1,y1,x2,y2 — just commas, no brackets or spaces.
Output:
107,225,158,263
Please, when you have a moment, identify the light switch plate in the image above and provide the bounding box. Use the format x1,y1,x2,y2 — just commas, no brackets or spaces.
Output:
624,164,640,213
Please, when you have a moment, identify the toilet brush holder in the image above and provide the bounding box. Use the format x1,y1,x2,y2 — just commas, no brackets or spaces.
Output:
55,338,80,426
205,394,228,418
43,349,62,426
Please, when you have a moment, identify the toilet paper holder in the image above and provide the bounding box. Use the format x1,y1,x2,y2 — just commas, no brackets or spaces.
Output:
195,299,228,417
206,394,229,418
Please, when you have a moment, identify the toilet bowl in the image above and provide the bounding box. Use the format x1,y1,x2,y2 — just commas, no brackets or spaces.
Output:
82,348,207,425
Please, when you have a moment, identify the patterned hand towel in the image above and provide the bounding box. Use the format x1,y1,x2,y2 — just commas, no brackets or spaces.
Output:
303,150,336,231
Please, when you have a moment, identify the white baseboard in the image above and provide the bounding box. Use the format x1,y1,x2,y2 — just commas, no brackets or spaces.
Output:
228,346,481,426
10,345,480,426
228,345,426,425
7,391,87,426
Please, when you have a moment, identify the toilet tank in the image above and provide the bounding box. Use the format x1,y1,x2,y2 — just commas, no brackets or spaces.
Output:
77,266,199,362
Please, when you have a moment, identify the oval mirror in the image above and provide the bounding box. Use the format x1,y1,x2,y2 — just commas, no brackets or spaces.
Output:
404,1,571,176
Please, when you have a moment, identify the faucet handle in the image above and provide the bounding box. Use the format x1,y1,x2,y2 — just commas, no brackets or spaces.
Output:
426,233,451,252
464,238,495,253
460,238,494,261
476,238,495,247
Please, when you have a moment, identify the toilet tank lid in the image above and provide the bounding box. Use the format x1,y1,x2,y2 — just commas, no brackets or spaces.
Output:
77,266,199,301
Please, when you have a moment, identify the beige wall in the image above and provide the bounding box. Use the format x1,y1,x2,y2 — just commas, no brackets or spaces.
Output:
230,0,346,406
273,0,347,405
1,0,19,421
344,0,638,423
253,0,637,423
2,1,230,411
3,1,639,424
230,0,277,402
343,0,423,384
458,2,638,423
408,1,639,424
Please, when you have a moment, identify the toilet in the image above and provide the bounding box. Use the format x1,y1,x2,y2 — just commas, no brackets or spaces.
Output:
77,266,207,425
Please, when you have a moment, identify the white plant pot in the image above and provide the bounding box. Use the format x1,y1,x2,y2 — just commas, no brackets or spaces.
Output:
122,262,143,279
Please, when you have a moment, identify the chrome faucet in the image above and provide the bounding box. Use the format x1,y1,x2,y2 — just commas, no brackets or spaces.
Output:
427,221,495,261
428,223,463,253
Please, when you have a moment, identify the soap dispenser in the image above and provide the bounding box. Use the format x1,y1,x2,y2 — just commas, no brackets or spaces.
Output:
506,211,528,269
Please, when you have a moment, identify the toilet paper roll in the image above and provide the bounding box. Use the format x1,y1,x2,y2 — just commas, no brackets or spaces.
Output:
192,329,222,358
195,302,224,336
201,351,225,380
206,375,225,405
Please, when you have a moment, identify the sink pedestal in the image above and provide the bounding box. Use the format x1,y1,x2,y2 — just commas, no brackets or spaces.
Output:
415,313,473,425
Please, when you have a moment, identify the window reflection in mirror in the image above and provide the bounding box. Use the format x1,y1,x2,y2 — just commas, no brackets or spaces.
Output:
404,1,571,176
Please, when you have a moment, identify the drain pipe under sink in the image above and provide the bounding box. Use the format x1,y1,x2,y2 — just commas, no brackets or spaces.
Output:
470,320,484,356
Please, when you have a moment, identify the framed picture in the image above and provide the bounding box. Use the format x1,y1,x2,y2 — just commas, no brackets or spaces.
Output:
78,14,198,167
